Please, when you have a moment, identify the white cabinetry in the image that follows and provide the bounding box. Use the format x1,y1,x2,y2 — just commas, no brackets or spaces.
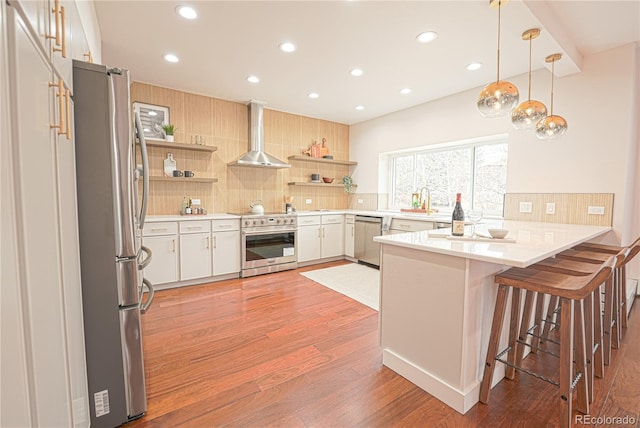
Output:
2,3,87,426
142,222,179,285
179,220,212,281
297,214,345,263
212,219,240,276
321,214,344,258
297,215,322,262
344,214,355,257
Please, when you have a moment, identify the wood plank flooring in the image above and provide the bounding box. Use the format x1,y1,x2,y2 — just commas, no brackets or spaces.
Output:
128,261,640,427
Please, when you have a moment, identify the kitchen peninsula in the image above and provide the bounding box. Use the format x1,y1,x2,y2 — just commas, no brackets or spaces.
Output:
373,221,611,414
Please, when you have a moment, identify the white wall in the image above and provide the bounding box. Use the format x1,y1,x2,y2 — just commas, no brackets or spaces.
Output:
350,44,639,249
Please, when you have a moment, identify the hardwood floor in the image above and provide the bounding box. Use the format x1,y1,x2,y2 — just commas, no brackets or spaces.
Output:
128,262,640,427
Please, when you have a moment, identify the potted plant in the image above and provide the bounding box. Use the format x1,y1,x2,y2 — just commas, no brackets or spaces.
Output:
161,123,176,142
342,175,354,194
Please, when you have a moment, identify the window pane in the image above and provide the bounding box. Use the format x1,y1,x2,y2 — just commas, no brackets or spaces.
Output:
474,143,508,216
392,155,415,208
416,148,472,211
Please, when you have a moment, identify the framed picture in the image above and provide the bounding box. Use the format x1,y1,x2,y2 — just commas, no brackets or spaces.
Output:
133,102,169,141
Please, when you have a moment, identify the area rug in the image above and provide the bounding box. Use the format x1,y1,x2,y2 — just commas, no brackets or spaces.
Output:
300,263,380,310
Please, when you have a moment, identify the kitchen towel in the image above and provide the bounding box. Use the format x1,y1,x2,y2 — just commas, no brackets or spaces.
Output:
382,215,393,232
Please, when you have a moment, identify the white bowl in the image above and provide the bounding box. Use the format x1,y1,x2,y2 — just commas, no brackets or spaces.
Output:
488,229,509,239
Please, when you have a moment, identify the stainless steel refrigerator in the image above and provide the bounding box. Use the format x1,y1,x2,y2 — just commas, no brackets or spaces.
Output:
72,60,154,428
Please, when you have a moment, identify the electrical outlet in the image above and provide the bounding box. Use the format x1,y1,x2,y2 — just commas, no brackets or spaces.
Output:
587,206,605,215
519,201,533,213
305,198,312,205
546,202,556,215
357,198,364,204
191,198,201,205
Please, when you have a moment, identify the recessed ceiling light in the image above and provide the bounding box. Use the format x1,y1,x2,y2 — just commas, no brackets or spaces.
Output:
308,92,319,99
416,31,438,43
400,88,412,95
466,62,483,71
355,105,365,111
279,42,296,53
163,53,179,63
247,75,260,83
350,68,364,77
176,6,198,20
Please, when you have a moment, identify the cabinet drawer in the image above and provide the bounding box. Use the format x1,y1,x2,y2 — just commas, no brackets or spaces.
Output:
322,215,344,225
212,219,240,232
179,220,211,234
297,215,321,226
390,219,434,232
142,222,178,236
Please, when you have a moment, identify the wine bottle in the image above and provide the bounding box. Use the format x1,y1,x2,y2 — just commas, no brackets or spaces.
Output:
451,193,465,236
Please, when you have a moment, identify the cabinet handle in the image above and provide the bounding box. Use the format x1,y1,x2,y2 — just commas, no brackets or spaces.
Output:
213,236,217,249
188,226,202,230
400,224,411,229
46,0,61,46
351,227,354,237
49,80,65,135
172,238,176,253
83,52,94,63
206,236,210,249
151,227,169,232
317,227,321,238
53,5,67,58
64,88,71,140
322,227,325,238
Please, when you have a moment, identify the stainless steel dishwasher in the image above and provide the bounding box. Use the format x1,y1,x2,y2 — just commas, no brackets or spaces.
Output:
354,215,382,268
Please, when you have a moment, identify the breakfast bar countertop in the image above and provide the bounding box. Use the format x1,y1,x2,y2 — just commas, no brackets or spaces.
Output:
374,220,611,268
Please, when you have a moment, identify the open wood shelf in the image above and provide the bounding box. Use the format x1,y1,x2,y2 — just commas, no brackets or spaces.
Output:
287,155,357,166
150,176,218,183
142,140,218,153
287,181,357,188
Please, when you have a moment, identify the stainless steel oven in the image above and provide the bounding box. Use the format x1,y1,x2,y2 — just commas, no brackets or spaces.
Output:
240,213,297,277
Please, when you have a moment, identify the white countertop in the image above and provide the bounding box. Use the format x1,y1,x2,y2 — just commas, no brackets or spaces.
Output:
295,209,453,223
374,220,611,268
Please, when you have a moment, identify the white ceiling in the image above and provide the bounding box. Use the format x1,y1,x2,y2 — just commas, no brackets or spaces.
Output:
95,1,640,125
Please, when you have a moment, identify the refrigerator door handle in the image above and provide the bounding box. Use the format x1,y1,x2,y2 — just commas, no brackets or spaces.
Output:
140,278,155,314
134,111,149,229
138,245,152,270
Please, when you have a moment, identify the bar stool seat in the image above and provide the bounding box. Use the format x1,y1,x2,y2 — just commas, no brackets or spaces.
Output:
480,257,615,428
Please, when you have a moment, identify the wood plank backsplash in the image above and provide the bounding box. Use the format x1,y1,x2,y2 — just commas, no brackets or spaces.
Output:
503,193,614,226
131,82,352,215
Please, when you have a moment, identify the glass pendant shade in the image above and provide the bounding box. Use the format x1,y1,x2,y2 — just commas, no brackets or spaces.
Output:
536,115,567,139
477,81,519,118
511,28,547,130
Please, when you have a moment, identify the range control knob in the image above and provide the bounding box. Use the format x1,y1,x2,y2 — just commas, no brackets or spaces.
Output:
253,220,258,225
276,218,282,224
244,220,251,226
261,219,266,225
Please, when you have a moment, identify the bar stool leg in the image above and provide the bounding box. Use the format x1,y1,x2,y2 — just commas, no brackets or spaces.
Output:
541,295,559,348
531,292,545,355
603,277,614,365
583,292,594,403
611,274,620,349
573,299,589,415
621,265,628,328
516,291,535,365
592,287,604,378
506,288,522,380
559,298,574,427
480,284,510,404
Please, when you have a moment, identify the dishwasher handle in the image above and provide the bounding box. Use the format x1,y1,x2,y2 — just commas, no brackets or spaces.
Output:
355,215,382,224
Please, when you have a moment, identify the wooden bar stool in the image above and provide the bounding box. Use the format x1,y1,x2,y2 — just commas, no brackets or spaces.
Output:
480,257,615,428
574,236,640,330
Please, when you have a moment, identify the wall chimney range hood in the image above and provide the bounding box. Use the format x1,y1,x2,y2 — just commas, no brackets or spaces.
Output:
227,100,291,169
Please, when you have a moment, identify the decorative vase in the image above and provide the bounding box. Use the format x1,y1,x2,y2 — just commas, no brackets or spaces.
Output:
166,135,174,142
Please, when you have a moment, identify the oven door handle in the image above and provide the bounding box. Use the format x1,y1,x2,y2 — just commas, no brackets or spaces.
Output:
242,229,296,236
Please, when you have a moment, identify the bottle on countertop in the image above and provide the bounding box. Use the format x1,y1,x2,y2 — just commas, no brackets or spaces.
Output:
181,197,188,215
451,193,465,236
185,197,192,215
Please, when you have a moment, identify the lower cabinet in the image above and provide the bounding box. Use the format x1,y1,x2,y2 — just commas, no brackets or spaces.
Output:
321,214,344,258
180,220,212,281
297,214,345,263
297,216,322,262
142,222,179,285
212,219,240,276
345,214,355,257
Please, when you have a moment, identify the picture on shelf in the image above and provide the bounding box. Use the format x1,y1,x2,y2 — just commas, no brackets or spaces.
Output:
133,102,170,141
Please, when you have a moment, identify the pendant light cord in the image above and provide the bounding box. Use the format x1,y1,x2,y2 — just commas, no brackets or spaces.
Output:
550,60,555,115
496,0,501,83
527,37,532,101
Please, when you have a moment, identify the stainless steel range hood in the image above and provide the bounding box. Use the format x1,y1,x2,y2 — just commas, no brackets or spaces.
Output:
227,100,291,169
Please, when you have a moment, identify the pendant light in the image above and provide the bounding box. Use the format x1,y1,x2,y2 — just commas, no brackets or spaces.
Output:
536,53,568,139
511,28,547,130
477,0,519,118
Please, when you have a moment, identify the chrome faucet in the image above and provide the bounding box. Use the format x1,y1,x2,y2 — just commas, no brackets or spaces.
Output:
420,187,431,214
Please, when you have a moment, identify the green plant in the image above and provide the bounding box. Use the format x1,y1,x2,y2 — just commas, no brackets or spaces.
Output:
342,175,354,194
161,123,176,136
